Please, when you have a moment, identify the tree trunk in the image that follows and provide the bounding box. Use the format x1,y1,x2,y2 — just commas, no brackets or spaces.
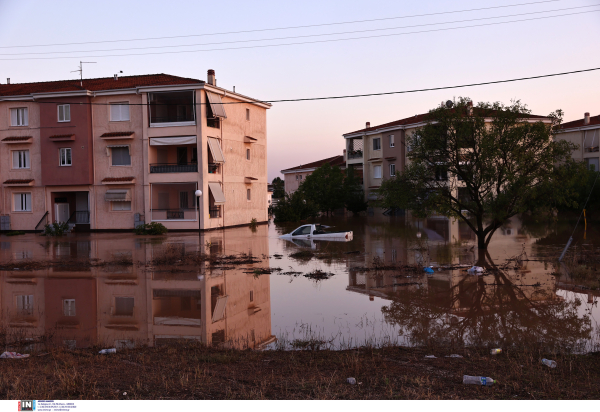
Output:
477,232,487,250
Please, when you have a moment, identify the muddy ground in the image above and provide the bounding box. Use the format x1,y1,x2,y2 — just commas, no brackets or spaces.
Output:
0,344,599,400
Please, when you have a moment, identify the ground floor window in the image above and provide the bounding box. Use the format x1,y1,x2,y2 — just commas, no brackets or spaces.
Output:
14,193,32,212
112,201,131,211
587,157,599,171
390,163,396,177
150,182,197,221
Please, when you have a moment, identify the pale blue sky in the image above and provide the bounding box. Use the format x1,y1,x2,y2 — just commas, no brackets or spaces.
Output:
1,0,598,180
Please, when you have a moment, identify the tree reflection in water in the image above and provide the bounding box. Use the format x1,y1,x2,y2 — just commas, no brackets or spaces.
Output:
381,252,592,352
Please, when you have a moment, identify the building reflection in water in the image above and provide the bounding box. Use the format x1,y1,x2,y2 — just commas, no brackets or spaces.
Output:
347,215,593,350
0,226,274,350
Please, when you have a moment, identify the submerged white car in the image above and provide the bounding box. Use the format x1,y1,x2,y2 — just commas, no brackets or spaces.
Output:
279,224,353,241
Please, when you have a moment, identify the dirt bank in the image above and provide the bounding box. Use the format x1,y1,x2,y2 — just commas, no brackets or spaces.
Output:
1,344,599,400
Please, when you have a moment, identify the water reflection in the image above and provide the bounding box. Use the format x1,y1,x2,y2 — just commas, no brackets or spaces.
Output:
0,226,274,350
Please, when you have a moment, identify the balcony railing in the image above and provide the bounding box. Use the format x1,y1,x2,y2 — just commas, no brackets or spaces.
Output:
151,209,197,221
208,163,220,174
585,146,599,153
68,210,90,224
150,163,198,173
209,206,221,219
207,118,220,128
347,150,363,159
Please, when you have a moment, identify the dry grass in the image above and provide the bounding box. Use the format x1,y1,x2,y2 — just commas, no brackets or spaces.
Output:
0,344,599,399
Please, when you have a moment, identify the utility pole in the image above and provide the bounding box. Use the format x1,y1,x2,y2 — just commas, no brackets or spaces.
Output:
71,61,96,87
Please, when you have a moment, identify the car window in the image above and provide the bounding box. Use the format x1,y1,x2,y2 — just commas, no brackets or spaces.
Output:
292,226,310,236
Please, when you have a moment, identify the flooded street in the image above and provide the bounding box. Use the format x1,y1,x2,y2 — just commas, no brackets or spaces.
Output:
1,215,598,353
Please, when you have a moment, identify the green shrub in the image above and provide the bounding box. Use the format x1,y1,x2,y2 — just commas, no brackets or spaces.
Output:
44,222,69,237
5,231,25,236
134,222,168,235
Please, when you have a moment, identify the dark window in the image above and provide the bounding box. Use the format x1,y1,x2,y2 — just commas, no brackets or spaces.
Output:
177,147,188,165
373,138,381,151
149,91,195,124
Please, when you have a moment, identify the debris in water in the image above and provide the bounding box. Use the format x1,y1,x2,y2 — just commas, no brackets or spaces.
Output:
445,354,463,358
463,375,496,386
424,355,437,359
347,377,356,385
542,358,557,368
0,352,29,359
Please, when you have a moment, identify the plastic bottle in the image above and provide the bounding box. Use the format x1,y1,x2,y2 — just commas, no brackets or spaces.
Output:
346,377,356,385
541,358,557,368
463,375,496,386
490,348,502,355
99,348,117,354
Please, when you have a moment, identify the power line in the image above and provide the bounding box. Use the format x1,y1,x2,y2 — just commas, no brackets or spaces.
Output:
2,4,595,57
10,66,600,105
2,9,596,61
0,0,561,50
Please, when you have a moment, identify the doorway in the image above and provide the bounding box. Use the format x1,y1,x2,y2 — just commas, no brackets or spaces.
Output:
55,203,70,223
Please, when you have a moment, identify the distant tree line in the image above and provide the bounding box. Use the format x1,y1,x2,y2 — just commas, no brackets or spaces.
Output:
270,163,367,222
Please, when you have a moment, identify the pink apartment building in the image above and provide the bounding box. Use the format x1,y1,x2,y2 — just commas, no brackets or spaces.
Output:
0,71,271,231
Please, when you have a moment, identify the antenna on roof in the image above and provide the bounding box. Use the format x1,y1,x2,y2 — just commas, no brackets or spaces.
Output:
71,61,97,87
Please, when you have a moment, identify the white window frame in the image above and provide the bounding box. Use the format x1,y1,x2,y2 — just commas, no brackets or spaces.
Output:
373,165,382,179
63,299,76,317
390,163,396,177
59,148,72,166
10,107,28,126
110,102,130,122
112,201,132,211
57,104,71,122
373,138,381,151
389,134,395,148
12,150,30,169
16,294,33,315
14,193,32,212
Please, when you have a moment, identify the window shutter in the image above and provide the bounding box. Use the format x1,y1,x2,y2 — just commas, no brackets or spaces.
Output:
10,109,17,126
14,194,22,211
23,108,28,126
24,151,30,168
110,104,120,121
12,151,19,168
58,105,64,121
121,104,130,121
65,105,70,121
25,193,31,211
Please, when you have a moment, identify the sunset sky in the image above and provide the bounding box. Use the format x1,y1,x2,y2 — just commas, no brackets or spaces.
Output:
1,0,598,180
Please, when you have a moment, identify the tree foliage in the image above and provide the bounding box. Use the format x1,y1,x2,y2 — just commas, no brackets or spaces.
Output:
271,177,285,199
377,98,582,249
270,190,319,223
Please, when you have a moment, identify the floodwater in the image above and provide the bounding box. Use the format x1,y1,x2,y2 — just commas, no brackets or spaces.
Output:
1,214,598,353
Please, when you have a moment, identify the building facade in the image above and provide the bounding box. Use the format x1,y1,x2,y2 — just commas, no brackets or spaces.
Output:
555,112,599,171
0,71,270,231
280,154,345,194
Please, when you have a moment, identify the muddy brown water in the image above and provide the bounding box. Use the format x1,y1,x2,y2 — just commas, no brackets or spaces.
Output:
1,214,598,352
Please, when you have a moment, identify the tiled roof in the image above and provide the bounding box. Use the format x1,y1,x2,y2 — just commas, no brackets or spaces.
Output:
100,131,135,138
2,136,32,142
4,179,33,184
281,155,345,173
0,74,204,97
102,176,135,183
49,134,74,138
345,108,549,135
561,114,600,130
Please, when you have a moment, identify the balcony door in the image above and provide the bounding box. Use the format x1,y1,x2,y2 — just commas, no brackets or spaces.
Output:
177,147,188,165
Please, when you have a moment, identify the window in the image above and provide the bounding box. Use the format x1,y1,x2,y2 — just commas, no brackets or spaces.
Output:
587,158,599,171
114,297,134,316
59,148,72,166
373,138,381,151
246,108,250,121
63,299,76,317
16,295,33,315
179,191,189,208
10,108,28,126
246,148,251,160
110,102,130,121
389,134,395,148
57,104,71,122
111,146,131,166
247,189,251,201
12,150,30,169
390,163,396,177
373,165,382,179
112,201,131,211
14,193,32,212
149,91,194,125
299,175,302,180
435,166,448,181
250,290,254,302
292,225,312,236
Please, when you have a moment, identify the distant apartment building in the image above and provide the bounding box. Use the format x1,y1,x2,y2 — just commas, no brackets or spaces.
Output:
280,154,345,194
556,112,599,171
0,70,270,231
343,106,551,202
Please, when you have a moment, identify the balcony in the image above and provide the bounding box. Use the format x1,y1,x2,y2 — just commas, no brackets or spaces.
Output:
585,146,599,153
150,182,198,221
347,150,363,159
149,91,195,126
207,118,220,128
208,163,220,174
209,206,221,219
150,163,198,173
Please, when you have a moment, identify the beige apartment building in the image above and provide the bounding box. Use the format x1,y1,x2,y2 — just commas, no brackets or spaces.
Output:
280,154,345,194
555,112,599,171
0,70,270,232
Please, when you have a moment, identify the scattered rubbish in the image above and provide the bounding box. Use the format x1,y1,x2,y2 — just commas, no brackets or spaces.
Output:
445,354,463,358
490,348,502,355
424,355,437,359
424,267,434,274
463,375,496,386
0,351,30,359
123,392,127,396
347,377,356,385
99,348,117,354
541,358,557,368
467,266,484,274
